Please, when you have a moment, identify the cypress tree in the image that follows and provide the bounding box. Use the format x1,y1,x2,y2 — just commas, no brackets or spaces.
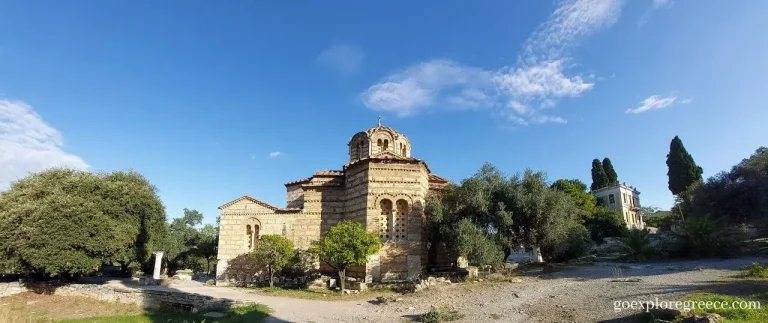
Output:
590,159,609,191
666,136,703,195
602,158,618,185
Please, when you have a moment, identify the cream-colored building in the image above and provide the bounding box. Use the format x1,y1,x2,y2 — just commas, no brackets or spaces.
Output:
215,122,448,284
593,183,643,229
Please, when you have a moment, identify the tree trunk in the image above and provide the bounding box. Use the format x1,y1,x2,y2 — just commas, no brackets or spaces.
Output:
427,241,438,266
503,249,512,263
268,265,274,287
338,268,346,292
205,258,211,275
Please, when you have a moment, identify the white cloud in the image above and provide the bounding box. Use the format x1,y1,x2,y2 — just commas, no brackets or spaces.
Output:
316,43,365,75
361,0,625,125
0,100,89,189
361,60,495,117
625,95,691,114
268,151,283,158
652,0,672,9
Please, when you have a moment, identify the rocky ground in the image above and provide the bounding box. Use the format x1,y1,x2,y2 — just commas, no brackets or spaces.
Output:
123,257,766,322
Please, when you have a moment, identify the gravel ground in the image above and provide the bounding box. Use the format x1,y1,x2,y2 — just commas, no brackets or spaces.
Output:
126,256,767,323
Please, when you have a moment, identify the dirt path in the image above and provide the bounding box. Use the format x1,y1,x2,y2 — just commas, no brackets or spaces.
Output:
122,257,766,322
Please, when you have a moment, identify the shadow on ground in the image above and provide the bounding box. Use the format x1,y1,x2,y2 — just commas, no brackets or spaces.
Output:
516,257,767,281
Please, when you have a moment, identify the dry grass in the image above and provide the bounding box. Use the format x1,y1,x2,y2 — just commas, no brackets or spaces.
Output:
0,292,271,323
0,292,142,322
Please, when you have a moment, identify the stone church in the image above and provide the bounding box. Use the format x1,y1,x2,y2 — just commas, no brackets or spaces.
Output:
215,122,448,284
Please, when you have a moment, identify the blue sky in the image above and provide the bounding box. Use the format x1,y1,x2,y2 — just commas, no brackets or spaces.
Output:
1,0,767,224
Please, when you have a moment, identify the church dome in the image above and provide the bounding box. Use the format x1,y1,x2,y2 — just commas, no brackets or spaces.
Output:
348,119,411,163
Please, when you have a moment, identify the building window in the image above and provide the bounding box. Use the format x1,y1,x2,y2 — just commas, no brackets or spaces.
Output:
383,139,389,152
401,145,407,156
357,142,363,160
379,199,393,240
609,194,615,205
395,199,409,240
246,224,259,251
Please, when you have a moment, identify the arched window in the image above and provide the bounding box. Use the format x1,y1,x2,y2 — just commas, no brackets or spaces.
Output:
379,199,393,240
401,144,407,157
383,139,389,152
246,223,260,251
246,225,253,250
395,199,409,239
377,139,383,153
357,142,363,160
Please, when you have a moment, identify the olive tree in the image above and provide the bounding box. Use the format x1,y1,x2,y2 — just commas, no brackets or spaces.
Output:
252,234,295,287
309,221,380,292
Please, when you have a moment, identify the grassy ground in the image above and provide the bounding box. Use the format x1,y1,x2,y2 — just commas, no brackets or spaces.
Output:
681,293,768,323
243,285,398,300
0,293,270,323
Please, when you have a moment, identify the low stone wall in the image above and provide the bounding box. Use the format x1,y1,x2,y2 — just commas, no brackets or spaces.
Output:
0,281,255,311
0,282,28,298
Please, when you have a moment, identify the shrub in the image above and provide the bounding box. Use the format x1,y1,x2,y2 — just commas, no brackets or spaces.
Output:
421,306,465,323
223,253,260,283
741,262,768,278
619,229,656,262
585,207,629,243
541,221,592,263
673,216,740,258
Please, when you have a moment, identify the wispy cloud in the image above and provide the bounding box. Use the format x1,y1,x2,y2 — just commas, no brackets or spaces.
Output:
0,100,89,189
316,43,365,75
268,151,283,158
361,0,626,125
625,94,691,114
652,0,672,9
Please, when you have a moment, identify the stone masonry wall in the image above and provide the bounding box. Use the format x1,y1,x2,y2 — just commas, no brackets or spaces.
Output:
286,184,304,209
216,201,282,280
0,282,254,310
366,161,429,282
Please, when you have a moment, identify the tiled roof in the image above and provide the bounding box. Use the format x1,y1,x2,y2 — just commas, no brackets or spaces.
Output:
218,195,278,210
284,177,311,187
429,174,448,182
314,170,344,176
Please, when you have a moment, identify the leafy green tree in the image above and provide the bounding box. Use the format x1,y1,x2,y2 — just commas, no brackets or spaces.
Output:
584,207,628,243
309,221,380,291
426,165,585,263
99,170,167,275
0,168,166,277
683,148,768,225
251,234,295,287
424,164,518,261
551,179,597,220
451,219,504,267
197,224,219,275
667,136,703,195
541,221,592,263
590,159,609,191
508,170,582,261
602,158,619,185
164,208,205,274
